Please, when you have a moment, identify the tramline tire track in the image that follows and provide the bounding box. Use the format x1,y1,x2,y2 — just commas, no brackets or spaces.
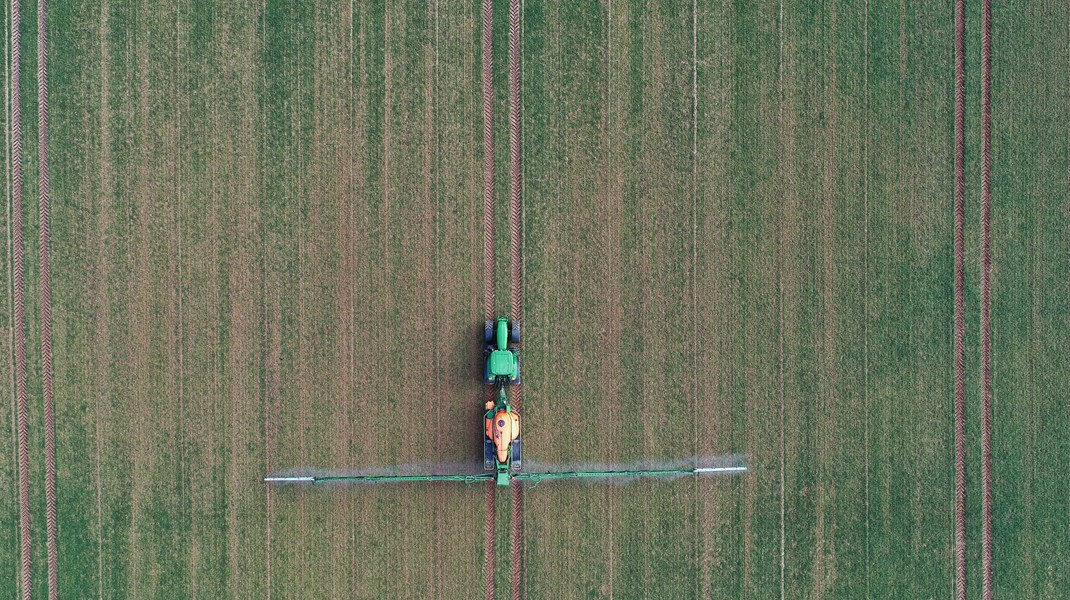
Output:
38,0,58,594
484,479,496,600
482,0,495,326
508,0,522,598
980,0,994,596
481,0,524,596
10,0,32,594
508,0,521,331
482,0,496,598
953,0,967,597
510,479,522,600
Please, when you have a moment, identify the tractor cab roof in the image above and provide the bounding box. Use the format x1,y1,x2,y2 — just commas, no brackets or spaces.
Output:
488,349,516,377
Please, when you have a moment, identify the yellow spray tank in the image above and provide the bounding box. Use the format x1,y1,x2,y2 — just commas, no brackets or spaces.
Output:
484,386,521,485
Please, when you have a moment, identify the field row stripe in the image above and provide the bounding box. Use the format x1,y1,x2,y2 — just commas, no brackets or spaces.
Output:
508,0,524,597
9,0,32,593
37,0,58,593
482,1,496,598
776,1,787,598
980,0,994,596
953,0,968,596
482,0,495,326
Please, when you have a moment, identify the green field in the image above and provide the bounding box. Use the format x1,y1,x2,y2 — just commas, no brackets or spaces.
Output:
0,1,1067,598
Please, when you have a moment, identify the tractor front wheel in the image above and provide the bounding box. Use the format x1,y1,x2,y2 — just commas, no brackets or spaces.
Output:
509,321,521,344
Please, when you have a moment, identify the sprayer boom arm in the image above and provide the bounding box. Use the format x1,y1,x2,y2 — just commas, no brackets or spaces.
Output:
265,473,494,484
513,465,746,484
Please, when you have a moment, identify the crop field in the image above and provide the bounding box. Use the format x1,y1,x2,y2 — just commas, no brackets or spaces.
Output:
0,1,1067,599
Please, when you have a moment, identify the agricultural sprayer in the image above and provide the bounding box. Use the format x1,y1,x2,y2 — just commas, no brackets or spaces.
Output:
264,317,746,487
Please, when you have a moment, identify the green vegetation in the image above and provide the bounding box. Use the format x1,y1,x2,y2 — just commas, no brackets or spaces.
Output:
0,0,1064,598
521,0,1068,598
987,2,1070,597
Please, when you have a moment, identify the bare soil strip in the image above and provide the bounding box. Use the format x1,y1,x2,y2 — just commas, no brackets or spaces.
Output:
508,1,523,597
511,480,522,600
9,0,32,594
37,0,58,594
508,0,522,327
980,0,994,596
484,481,496,600
483,0,495,325
863,4,871,595
507,2,522,412
953,0,967,597
776,1,787,596
482,2,496,598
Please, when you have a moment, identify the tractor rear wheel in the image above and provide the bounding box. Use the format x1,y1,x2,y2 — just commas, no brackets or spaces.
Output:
511,437,522,471
510,353,521,384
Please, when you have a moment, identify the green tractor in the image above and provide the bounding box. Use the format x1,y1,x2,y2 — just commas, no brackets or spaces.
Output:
484,318,520,385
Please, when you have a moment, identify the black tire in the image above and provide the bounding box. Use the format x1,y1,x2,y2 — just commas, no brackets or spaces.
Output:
484,439,496,471
483,356,495,385
484,320,494,344
511,437,522,471
509,321,521,344
510,352,521,385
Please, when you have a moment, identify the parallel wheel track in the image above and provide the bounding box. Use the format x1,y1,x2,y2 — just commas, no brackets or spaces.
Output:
38,0,59,594
484,479,496,600
507,0,523,598
510,479,522,600
10,0,32,594
953,0,967,597
482,0,496,598
980,0,994,596
482,0,495,324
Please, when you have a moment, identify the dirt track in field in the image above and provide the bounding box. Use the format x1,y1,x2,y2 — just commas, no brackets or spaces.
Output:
483,0,495,328
36,0,58,592
482,1,497,598
508,0,522,333
508,0,523,598
953,0,967,596
979,0,994,597
9,0,31,594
